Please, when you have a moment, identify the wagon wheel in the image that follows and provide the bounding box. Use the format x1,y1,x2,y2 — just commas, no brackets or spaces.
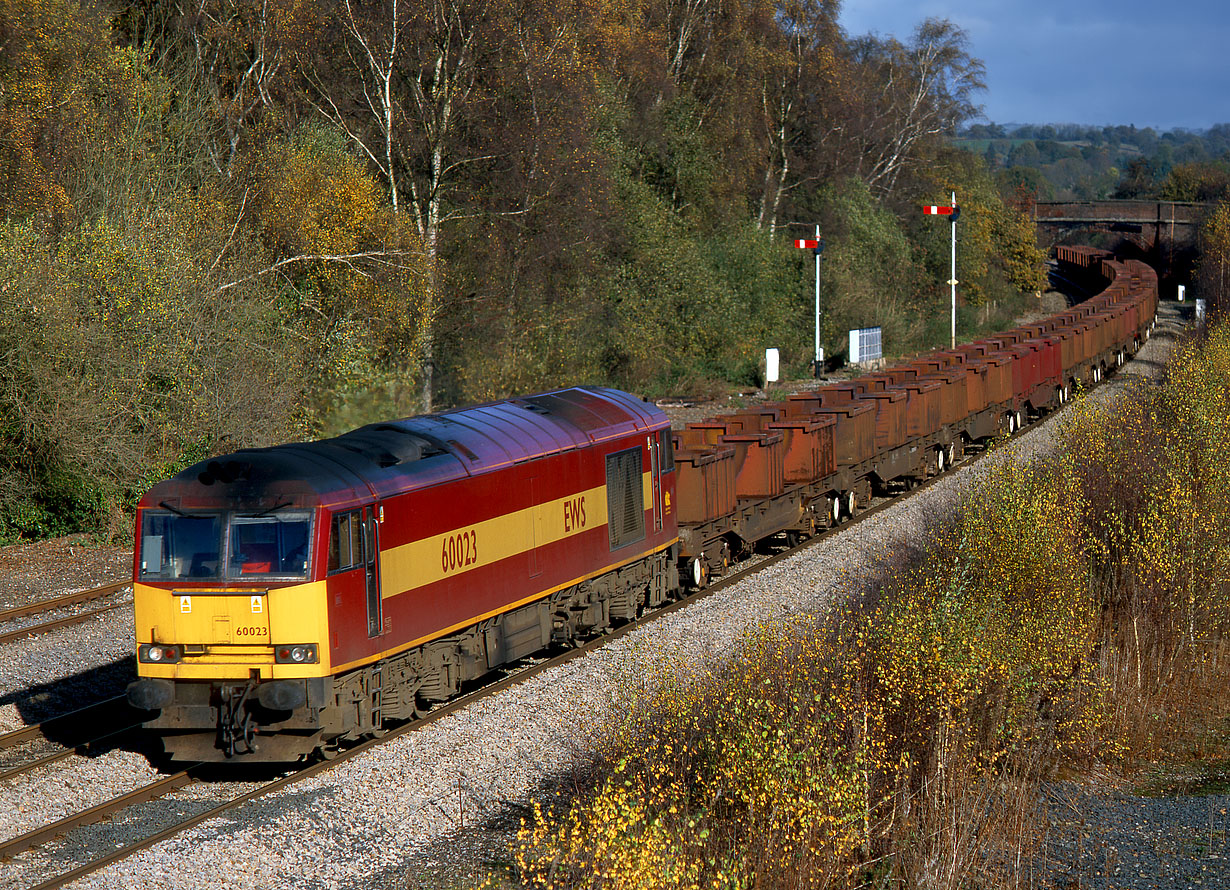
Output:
829,496,842,527
689,556,707,589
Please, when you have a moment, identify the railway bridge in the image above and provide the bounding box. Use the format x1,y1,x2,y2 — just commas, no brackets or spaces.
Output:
1035,200,1205,293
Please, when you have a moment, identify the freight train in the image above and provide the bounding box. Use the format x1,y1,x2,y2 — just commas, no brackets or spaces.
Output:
126,247,1158,761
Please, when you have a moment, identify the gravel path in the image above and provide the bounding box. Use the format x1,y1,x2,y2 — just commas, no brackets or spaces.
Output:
1034,780,1229,889
0,302,1197,890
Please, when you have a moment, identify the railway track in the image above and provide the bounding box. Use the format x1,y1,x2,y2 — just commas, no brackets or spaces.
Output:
0,581,132,646
0,696,143,781
0,405,1040,890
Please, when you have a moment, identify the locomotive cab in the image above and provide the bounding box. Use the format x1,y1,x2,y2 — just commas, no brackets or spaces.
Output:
127,496,338,762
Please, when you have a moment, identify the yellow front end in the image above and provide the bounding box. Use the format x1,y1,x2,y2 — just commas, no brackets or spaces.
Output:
134,581,333,680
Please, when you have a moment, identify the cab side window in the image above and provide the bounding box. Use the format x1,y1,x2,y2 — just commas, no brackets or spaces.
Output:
658,428,674,472
328,512,363,573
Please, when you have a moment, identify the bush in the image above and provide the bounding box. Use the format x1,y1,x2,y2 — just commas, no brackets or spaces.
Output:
508,322,1230,889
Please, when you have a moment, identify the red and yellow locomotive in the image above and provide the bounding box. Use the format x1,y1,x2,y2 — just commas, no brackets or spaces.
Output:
127,387,679,761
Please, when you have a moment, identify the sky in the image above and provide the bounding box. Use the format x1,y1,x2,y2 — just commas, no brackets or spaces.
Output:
838,0,1230,132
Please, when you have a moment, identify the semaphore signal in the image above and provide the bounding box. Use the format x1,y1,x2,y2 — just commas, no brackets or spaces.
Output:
924,193,960,348
793,227,825,375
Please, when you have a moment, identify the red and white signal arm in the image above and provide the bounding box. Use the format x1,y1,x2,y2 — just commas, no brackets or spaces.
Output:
923,205,955,216
794,238,822,248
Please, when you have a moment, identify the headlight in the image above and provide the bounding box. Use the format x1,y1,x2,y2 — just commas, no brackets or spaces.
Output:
139,644,182,663
275,644,318,664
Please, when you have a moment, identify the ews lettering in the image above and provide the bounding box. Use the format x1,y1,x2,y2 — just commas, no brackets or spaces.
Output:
563,496,587,532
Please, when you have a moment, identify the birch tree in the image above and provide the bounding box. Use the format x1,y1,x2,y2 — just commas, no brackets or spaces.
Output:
308,0,492,411
756,0,838,235
836,19,984,197
176,0,321,176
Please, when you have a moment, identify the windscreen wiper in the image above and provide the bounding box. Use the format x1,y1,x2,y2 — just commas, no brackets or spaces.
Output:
159,500,188,517
247,501,292,518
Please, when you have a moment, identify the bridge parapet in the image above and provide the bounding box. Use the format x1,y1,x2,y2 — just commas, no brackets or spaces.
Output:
1035,200,1204,229
1036,200,1205,291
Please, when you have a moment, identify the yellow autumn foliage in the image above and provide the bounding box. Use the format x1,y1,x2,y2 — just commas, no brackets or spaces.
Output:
506,322,1230,889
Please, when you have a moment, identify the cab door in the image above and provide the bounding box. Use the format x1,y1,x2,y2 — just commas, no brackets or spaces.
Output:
649,435,664,532
364,506,382,637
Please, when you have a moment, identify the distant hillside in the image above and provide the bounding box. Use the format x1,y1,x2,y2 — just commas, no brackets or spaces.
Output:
956,122,1230,202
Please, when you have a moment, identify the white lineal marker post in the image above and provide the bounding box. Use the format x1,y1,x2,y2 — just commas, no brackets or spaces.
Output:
794,226,826,375
765,347,780,384
924,193,960,349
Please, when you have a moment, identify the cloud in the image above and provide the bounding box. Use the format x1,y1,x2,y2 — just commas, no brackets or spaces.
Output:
840,1,1230,129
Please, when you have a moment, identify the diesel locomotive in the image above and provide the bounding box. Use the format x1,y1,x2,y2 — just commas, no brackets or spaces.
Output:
127,247,1159,762
127,387,679,761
